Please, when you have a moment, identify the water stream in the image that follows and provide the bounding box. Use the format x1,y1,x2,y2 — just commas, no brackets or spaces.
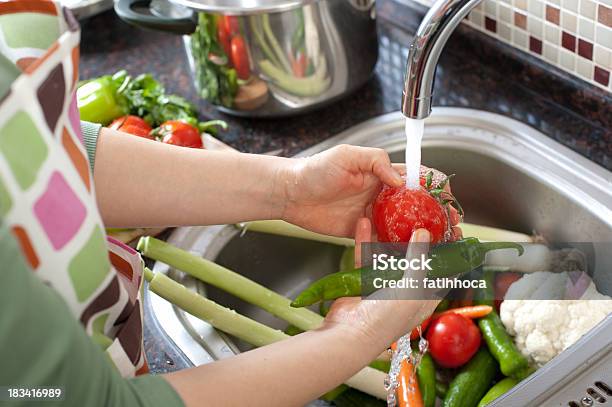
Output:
404,118,425,189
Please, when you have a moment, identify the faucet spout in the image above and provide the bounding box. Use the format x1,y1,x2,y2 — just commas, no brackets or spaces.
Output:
401,0,483,119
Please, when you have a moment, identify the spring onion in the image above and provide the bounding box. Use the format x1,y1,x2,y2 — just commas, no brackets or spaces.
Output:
144,268,387,399
138,236,324,331
237,220,354,246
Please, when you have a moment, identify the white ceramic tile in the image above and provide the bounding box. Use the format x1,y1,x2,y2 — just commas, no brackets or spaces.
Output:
579,17,596,39
577,55,594,79
545,22,561,43
548,0,561,5
514,28,529,48
580,0,597,19
485,0,497,15
499,21,513,40
594,44,612,67
529,0,545,17
596,24,612,49
562,0,579,13
529,16,544,36
499,3,513,22
561,10,578,31
560,48,577,70
543,42,560,63
469,9,484,26
515,0,528,11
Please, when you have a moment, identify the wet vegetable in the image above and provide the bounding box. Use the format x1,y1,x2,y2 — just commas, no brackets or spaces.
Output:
435,381,448,399
416,353,436,407
477,377,518,407
290,239,524,307
427,313,481,368
474,271,530,378
442,348,498,407
397,358,424,407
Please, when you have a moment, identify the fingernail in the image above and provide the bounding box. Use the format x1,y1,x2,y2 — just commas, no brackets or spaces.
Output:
391,169,403,186
412,229,431,243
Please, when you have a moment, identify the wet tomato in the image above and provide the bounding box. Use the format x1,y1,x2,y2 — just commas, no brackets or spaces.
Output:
426,313,481,368
372,180,449,243
109,115,153,139
155,121,203,149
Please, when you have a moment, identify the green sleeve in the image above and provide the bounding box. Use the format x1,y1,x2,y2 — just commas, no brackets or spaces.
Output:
0,224,185,407
80,121,102,172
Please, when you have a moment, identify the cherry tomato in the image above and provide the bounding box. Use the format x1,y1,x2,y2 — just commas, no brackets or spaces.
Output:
231,35,250,80
494,272,522,310
426,313,481,368
372,179,449,243
409,316,431,340
109,115,153,139
217,21,232,62
156,120,203,149
223,16,240,36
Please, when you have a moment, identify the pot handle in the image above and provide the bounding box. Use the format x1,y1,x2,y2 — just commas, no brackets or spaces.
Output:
114,0,197,35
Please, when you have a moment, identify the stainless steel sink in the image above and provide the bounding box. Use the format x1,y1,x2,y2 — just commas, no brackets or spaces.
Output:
147,108,612,406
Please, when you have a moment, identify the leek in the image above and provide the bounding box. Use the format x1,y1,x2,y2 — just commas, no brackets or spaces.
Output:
138,236,324,331
237,220,354,246
144,268,387,399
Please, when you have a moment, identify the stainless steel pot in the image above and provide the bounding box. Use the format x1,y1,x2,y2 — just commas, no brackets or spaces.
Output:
115,0,378,117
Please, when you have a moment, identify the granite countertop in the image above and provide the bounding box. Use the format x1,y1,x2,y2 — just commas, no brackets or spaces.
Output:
78,0,610,373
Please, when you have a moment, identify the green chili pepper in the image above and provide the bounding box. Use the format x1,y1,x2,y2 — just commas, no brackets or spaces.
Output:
427,238,524,278
435,298,451,312
474,271,531,378
291,238,524,307
77,76,126,125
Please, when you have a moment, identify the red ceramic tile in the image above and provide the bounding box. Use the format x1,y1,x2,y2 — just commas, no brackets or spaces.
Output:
599,4,612,28
546,5,560,25
562,31,576,52
485,17,497,32
578,39,593,60
529,36,543,54
594,66,610,86
514,12,527,29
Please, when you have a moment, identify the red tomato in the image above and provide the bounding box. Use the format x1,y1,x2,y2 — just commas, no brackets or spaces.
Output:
217,21,232,61
109,115,153,139
156,121,203,149
494,272,522,310
426,313,481,368
409,316,431,340
231,35,250,80
223,16,240,36
372,180,449,243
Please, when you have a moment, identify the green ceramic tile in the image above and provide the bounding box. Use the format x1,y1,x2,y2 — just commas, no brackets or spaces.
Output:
0,111,48,190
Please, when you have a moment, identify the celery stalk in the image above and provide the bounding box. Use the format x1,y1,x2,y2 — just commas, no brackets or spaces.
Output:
145,268,387,399
262,14,292,73
259,57,330,96
237,220,354,247
138,237,324,331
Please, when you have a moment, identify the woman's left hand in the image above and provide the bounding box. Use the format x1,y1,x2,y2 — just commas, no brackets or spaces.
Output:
280,144,403,237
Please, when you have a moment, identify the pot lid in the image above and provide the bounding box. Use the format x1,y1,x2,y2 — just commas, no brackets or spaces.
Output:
168,0,318,14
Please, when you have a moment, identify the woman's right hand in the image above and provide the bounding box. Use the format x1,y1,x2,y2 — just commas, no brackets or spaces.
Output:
320,218,440,351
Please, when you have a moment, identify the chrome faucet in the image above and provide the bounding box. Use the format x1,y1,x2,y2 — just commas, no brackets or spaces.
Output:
402,0,483,119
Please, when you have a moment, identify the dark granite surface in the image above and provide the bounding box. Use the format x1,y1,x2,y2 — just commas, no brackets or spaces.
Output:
78,0,611,372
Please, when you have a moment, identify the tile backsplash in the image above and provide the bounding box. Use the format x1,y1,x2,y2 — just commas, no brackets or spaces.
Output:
411,0,612,92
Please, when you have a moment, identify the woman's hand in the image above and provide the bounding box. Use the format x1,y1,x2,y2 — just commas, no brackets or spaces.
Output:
320,219,443,350
280,145,403,237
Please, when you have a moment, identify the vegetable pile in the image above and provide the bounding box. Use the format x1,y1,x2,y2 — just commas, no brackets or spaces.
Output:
77,70,227,148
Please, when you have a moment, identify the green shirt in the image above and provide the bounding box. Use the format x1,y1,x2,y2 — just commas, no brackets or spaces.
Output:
0,222,185,407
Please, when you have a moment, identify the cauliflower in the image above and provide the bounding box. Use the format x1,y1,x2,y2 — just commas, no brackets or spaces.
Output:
500,271,612,366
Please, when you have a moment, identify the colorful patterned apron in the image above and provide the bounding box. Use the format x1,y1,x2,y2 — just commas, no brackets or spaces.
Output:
0,0,148,377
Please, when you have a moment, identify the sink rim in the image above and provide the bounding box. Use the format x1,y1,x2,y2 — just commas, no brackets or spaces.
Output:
145,107,612,403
